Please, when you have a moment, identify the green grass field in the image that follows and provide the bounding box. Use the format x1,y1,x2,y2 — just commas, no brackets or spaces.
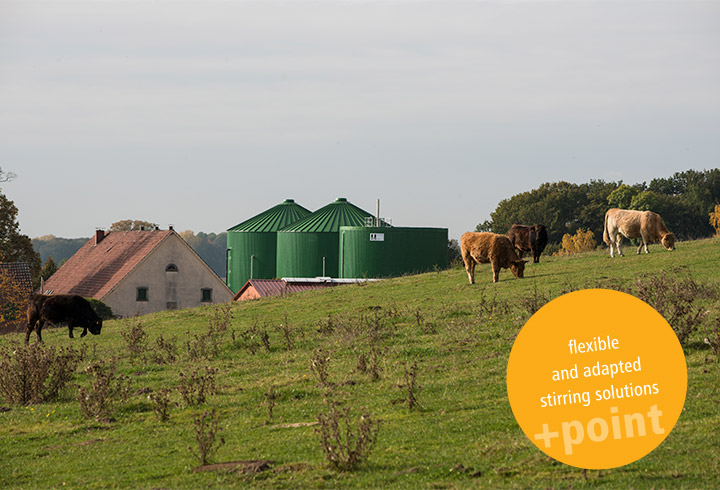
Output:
1,239,719,489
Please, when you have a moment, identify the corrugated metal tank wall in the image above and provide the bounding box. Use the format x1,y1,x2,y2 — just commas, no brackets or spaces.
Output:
339,226,448,278
226,199,311,293
276,198,373,278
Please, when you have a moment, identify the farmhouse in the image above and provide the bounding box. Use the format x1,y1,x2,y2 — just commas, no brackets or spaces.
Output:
42,229,232,317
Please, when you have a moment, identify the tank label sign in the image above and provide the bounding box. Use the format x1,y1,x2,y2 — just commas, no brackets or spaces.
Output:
370,233,385,242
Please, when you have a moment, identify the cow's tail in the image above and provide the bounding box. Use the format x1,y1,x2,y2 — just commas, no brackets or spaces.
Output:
603,212,611,245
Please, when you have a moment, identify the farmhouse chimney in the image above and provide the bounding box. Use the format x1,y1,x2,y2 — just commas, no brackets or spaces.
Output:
95,229,106,245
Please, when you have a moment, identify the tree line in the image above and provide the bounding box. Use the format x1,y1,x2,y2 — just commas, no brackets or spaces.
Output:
476,169,720,244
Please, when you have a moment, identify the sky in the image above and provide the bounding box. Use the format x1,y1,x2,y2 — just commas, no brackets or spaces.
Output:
1,0,719,241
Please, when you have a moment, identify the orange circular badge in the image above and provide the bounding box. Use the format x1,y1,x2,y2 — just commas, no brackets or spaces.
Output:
506,289,687,469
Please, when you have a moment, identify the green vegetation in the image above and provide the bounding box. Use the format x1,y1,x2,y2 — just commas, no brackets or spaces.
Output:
1,239,719,489
479,169,720,242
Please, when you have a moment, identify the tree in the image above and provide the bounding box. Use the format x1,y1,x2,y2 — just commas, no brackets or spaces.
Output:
0,167,17,183
607,184,641,209
109,219,158,232
710,204,720,237
0,191,41,286
41,256,58,282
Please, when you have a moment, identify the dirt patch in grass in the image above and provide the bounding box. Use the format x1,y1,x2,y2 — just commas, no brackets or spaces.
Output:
193,459,273,474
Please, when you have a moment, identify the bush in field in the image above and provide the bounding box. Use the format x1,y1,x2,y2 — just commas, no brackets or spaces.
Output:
121,319,148,359
316,399,380,471
710,204,720,237
560,228,596,255
77,360,131,421
177,366,218,406
631,269,714,345
188,408,225,466
0,342,85,404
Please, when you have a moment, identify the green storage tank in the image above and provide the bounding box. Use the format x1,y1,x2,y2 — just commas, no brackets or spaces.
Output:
226,199,311,293
339,226,448,278
276,198,374,278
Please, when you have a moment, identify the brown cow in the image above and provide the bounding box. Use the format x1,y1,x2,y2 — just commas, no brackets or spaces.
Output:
507,224,548,263
603,208,675,258
26,294,103,344
461,232,527,283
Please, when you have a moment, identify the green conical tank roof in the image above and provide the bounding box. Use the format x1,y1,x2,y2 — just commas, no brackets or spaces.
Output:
279,197,373,233
227,199,312,232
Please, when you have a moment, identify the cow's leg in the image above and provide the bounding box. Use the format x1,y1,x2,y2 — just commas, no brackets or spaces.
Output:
462,249,475,284
515,248,525,259
464,259,475,284
638,232,649,254
25,322,33,345
36,321,44,343
491,263,500,283
614,234,624,257
68,321,74,339
80,326,88,337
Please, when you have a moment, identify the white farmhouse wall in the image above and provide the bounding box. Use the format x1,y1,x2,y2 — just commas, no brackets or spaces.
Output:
103,234,232,317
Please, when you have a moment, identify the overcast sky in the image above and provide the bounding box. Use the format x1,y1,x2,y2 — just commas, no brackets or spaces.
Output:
2,0,718,241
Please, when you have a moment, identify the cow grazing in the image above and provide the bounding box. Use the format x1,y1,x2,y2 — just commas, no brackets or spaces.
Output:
26,294,103,344
603,208,676,258
461,232,527,283
507,224,548,264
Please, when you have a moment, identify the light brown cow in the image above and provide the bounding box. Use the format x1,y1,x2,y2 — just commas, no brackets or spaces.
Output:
603,208,675,258
461,232,527,283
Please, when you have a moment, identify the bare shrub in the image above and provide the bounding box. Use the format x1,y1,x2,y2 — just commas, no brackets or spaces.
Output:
517,283,551,316
0,342,85,404
207,303,232,340
632,269,714,345
120,319,148,358
260,329,271,352
186,331,212,361
315,399,380,471
77,360,131,421
186,304,233,360
275,314,295,350
397,361,421,410
355,345,383,382
310,349,332,387
236,321,262,355
704,317,720,358
150,334,178,364
415,307,436,334
264,385,278,421
177,366,218,406
149,388,173,422
316,314,337,335
472,289,511,317
189,408,225,466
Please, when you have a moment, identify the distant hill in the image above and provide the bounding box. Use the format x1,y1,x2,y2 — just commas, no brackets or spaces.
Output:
32,236,88,266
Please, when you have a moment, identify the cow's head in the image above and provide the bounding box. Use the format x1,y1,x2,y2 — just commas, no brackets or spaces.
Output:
510,259,527,279
661,233,676,251
88,319,103,336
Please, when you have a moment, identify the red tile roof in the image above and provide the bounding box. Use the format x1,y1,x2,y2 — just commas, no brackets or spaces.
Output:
0,262,33,297
233,279,336,301
42,230,173,299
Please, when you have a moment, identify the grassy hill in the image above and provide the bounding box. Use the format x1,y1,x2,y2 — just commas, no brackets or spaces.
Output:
2,239,720,489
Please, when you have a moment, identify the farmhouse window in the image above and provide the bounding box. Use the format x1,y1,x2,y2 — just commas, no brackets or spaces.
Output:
201,288,213,303
137,287,148,302
166,264,178,272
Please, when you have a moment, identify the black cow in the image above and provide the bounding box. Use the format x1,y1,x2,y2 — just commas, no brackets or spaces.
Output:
507,224,549,264
26,294,103,344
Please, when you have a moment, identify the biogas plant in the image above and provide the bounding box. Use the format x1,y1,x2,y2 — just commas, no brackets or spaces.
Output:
225,198,448,293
